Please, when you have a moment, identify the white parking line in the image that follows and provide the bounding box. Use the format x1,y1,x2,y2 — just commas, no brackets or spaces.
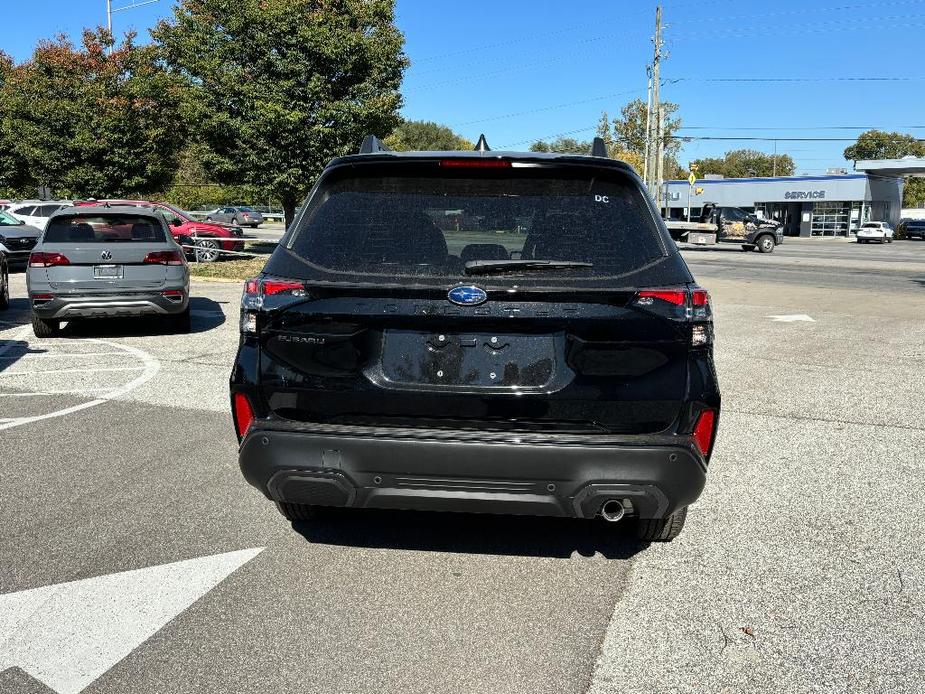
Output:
0,338,160,431
0,388,117,397
0,351,129,361
0,366,144,378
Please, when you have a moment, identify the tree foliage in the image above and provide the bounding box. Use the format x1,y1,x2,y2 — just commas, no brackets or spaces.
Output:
0,30,184,199
154,0,408,226
843,130,925,207
385,120,472,151
529,137,591,154
595,112,644,173
843,130,925,161
690,149,795,179
591,100,683,177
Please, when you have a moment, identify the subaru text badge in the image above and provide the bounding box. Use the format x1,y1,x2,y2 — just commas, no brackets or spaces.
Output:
448,285,487,306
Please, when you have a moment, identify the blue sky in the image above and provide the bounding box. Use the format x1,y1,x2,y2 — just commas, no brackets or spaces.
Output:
4,0,925,175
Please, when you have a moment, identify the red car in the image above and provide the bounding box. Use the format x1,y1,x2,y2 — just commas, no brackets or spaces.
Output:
74,200,244,262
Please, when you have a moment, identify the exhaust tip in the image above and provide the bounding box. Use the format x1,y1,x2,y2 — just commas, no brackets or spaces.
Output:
600,499,625,523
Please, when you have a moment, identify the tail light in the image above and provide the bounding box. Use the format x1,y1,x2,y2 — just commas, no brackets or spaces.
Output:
144,250,184,265
692,409,717,457
634,287,712,345
241,277,309,333
232,393,255,438
29,252,70,268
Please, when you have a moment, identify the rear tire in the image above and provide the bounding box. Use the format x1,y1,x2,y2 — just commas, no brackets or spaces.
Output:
0,268,9,310
276,502,333,522
31,314,60,338
756,234,775,253
632,506,688,542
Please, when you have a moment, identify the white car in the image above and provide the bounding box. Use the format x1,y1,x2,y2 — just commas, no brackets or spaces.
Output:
6,201,72,230
856,221,894,244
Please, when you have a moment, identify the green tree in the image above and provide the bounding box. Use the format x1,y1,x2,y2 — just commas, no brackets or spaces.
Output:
154,0,408,228
385,120,472,151
613,98,682,160
1,30,185,199
691,149,795,178
529,137,591,154
844,130,925,207
0,50,28,197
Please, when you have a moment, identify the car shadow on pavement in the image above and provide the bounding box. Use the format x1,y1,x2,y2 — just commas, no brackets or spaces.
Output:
291,508,649,560
62,297,226,337
0,340,47,373
0,297,34,329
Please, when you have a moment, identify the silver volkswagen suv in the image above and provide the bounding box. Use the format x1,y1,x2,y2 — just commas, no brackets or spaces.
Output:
26,206,191,337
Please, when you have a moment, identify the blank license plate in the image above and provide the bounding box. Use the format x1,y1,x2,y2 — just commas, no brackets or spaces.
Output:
93,264,123,279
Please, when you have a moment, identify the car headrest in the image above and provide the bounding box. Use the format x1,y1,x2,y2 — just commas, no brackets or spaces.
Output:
131,222,155,240
70,223,96,241
460,243,510,262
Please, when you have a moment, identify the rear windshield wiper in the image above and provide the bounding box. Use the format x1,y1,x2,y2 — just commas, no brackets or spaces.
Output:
464,259,594,275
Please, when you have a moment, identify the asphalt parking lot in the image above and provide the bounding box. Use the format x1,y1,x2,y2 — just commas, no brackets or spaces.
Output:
2,238,924,694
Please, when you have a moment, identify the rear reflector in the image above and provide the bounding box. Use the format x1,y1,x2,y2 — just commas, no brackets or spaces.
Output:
29,252,70,268
31,293,53,300
233,393,255,438
162,289,184,299
439,159,512,169
144,251,184,265
692,409,717,457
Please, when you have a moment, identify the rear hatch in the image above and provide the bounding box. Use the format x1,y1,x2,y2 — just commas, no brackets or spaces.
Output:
253,156,698,435
34,213,180,292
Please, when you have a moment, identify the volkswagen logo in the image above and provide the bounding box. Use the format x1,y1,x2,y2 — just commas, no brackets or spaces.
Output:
100,250,112,261
448,285,487,306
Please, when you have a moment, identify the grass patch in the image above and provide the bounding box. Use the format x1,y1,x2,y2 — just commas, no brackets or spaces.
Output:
189,256,267,281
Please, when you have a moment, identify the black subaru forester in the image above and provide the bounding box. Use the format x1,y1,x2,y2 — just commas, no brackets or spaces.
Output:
230,136,720,542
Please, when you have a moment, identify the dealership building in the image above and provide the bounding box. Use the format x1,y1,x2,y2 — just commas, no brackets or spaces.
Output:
663,167,906,237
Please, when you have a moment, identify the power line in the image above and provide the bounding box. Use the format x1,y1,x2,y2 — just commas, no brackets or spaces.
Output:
452,89,643,127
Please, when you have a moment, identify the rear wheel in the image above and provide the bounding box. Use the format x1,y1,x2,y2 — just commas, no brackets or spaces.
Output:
632,506,688,542
31,314,60,338
756,234,775,253
0,267,9,310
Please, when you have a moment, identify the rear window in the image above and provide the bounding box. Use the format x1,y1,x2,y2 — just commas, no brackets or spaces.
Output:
44,215,168,243
862,222,881,229
287,166,666,280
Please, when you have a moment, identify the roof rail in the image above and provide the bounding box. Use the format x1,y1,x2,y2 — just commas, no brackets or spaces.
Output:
590,137,609,158
474,134,491,152
359,135,391,154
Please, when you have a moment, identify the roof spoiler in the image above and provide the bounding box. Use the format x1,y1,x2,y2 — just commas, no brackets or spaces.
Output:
474,134,491,152
359,135,391,154
590,137,609,158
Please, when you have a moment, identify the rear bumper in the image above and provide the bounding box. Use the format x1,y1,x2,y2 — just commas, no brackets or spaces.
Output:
238,425,707,519
32,291,189,319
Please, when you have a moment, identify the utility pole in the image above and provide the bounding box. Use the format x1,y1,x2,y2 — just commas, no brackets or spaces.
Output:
646,4,664,201
643,67,653,186
773,139,778,177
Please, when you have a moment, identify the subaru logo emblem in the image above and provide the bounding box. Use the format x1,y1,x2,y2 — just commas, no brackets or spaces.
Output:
448,285,487,306
100,250,112,261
